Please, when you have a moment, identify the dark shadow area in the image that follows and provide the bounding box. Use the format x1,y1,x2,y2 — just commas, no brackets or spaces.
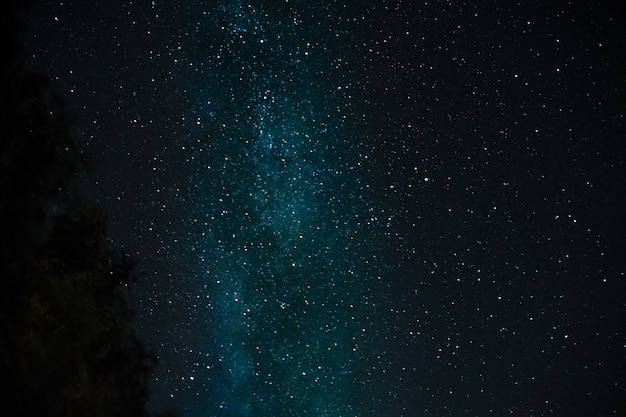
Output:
1,1,179,416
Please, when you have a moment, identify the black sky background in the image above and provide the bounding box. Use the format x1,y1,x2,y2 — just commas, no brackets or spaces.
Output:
20,0,626,416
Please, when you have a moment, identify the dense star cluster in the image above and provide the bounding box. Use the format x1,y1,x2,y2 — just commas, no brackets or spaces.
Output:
24,0,625,416
184,4,387,415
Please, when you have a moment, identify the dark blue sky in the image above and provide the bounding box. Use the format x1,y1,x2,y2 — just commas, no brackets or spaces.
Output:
25,1,625,416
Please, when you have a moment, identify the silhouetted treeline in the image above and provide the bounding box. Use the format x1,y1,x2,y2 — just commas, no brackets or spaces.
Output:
1,2,174,416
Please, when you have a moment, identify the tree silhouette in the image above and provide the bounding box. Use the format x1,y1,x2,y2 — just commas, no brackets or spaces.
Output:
1,2,175,416
1,0,83,309
10,209,155,417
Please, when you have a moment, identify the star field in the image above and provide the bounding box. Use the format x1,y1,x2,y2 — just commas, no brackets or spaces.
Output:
24,1,625,416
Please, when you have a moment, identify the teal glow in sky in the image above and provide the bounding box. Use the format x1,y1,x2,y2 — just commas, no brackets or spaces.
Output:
25,0,626,416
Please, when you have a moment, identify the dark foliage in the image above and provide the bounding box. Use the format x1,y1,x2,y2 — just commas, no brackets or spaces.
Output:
1,2,172,416
1,0,83,310
8,210,155,417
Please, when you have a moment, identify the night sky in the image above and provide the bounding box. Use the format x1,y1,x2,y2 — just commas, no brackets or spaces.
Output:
23,1,625,416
